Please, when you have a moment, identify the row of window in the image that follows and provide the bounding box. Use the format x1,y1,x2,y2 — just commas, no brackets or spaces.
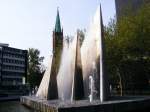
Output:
2,71,25,75
2,72,24,77
3,47,25,54
3,78,22,80
3,58,25,64
2,75,22,79
2,78,22,85
3,78,22,82
3,53,26,59
2,65,25,71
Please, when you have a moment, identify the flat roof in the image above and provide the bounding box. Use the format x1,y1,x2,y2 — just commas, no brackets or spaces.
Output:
0,43,9,47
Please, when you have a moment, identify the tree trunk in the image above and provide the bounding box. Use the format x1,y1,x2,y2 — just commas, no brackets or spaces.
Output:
117,68,123,96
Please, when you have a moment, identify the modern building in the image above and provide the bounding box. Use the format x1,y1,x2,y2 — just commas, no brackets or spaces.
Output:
115,0,149,19
0,43,27,86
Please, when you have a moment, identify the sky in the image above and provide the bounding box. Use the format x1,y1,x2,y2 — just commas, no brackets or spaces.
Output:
0,0,116,66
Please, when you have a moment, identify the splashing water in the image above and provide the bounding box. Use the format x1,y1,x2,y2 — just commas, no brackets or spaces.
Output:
36,5,109,102
57,35,77,101
36,56,52,99
81,6,101,99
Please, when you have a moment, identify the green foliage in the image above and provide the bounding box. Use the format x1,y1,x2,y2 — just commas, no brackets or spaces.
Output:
27,48,45,88
105,3,150,95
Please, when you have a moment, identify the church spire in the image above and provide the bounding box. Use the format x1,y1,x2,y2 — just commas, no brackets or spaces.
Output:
54,8,61,33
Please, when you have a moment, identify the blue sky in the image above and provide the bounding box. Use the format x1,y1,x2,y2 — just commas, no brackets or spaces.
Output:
0,0,116,65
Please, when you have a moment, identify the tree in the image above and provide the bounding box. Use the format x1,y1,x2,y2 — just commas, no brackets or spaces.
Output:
27,48,45,88
64,35,74,48
105,3,150,95
77,29,86,46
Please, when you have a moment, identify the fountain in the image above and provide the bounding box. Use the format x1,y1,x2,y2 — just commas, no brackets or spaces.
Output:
35,5,105,101
89,75,96,102
21,4,150,112
88,62,99,102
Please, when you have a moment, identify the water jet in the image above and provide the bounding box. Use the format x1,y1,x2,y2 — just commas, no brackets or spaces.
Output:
21,4,150,112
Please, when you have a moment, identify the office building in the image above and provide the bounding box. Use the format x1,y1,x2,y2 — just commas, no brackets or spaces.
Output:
0,43,27,86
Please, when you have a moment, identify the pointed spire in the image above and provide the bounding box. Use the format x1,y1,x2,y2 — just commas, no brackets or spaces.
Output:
55,7,62,33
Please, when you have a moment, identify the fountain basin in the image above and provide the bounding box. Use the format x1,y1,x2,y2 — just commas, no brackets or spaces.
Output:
20,96,150,112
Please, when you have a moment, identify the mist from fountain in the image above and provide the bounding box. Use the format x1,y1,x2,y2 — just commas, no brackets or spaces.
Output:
36,57,52,99
36,5,108,102
87,61,99,102
81,6,101,99
57,5,103,100
57,35,77,101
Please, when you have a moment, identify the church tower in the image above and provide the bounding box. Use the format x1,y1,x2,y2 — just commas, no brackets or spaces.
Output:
47,8,63,100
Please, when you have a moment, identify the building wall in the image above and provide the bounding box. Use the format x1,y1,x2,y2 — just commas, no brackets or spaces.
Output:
115,0,149,19
0,47,2,83
0,45,27,86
